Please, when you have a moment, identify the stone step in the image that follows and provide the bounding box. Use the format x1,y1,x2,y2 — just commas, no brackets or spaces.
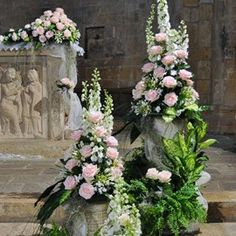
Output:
204,191,236,222
1,191,236,225
0,222,236,236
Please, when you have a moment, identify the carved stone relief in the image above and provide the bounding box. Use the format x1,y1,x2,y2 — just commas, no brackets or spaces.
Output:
0,67,43,138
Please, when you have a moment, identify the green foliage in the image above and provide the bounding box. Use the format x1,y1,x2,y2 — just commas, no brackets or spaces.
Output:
162,121,216,184
139,184,206,236
42,223,68,236
145,3,156,49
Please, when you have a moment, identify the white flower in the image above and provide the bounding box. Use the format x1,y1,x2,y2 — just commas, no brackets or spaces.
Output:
12,32,18,41
35,18,42,25
155,106,161,113
24,24,31,29
119,213,130,226
9,28,14,32
0,35,4,42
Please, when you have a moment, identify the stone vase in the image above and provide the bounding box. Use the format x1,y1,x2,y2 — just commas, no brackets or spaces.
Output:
139,117,185,169
66,201,108,236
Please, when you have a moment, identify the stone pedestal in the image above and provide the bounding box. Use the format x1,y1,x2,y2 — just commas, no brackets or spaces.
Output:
0,46,76,140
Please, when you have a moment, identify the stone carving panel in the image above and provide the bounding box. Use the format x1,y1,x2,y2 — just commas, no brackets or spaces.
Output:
0,67,43,138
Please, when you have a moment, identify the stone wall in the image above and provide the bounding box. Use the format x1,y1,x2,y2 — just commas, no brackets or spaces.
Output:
0,0,235,133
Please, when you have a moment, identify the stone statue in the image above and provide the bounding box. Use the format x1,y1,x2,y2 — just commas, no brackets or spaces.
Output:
0,67,22,136
22,69,42,137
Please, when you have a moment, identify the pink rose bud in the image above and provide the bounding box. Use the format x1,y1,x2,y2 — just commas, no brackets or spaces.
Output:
63,176,77,190
36,26,45,35
45,30,54,39
148,45,163,56
163,92,178,107
105,136,118,147
39,35,47,43
82,164,98,180
154,66,166,78
87,111,103,123
191,88,199,100
44,10,53,17
79,183,95,200
111,167,123,179
71,129,83,141
186,79,194,87
44,20,51,27
56,7,65,14
106,147,119,160
65,159,78,171
132,89,143,100
162,55,176,66
145,90,160,102
155,33,168,42
95,126,107,137
157,170,172,183
146,168,159,180
142,63,155,73
135,81,145,91
50,16,59,23
179,69,192,80
32,30,39,37
56,22,64,31
162,76,177,88
80,145,92,158
64,29,72,38
175,49,188,59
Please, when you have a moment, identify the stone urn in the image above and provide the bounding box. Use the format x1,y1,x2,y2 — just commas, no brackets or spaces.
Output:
139,117,185,169
65,201,108,236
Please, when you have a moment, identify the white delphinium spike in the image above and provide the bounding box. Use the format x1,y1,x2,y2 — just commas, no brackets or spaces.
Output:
157,0,171,33
146,4,156,50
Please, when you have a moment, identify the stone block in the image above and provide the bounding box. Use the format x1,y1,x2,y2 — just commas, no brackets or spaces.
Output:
190,8,199,22
183,0,199,7
0,46,77,140
196,79,211,104
199,21,212,47
197,60,212,80
224,80,236,106
199,4,213,20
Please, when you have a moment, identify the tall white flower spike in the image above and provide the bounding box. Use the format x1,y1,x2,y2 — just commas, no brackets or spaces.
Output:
157,0,171,33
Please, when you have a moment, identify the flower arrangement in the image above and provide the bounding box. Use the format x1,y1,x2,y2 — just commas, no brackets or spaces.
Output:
35,69,123,225
0,7,81,49
131,1,203,123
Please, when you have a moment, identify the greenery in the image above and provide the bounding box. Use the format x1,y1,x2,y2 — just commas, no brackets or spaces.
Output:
42,223,68,236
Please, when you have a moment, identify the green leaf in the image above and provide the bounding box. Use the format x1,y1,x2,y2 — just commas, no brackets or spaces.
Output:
59,190,72,205
178,133,188,156
196,122,208,141
163,139,183,159
185,103,199,111
185,154,197,171
199,139,216,150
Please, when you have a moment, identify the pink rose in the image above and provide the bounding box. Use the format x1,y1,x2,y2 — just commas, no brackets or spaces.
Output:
60,77,74,88
39,35,47,43
111,167,123,179
157,170,172,183
142,63,155,73
132,89,143,100
45,30,54,39
53,12,60,18
71,129,83,141
43,20,51,27
154,67,166,78
105,136,118,147
95,126,107,137
20,31,28,40
145,90,160,102
82,164,98,180
79,183,95,200
179,69,192,80
80,145,92,158
44,10,53,17
32,30,38,37
155,33,168,42
88,111,103,123
175,49,188,59
50,16,59,23
162,55,176,66
191,88,199,100
56,7,65,14
65,159,78,171
60,15,69,24
164,92,178,107
56,22,64,31
36,26,45,35
148,45,162,56
64,29,72,38
106,147,119,160
63,176,77,190
186,79,194,86
162,76,177,88
146,168,159,180
135,81,145,91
